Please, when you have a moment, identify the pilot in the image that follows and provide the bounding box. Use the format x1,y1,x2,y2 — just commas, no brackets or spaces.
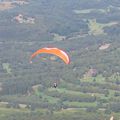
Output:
53,82,57,88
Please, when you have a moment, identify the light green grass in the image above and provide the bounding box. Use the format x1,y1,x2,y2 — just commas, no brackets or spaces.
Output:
82,74,105,83
0,107,30,116
48,88,90,97
64,101,97,108
73,9,106,14
52,33,66,41
2,63,12,74
34,88,59,103
88,19,105,35
88,19,117,36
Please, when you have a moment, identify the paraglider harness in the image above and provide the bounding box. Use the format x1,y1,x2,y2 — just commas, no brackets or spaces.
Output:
53,82,57,88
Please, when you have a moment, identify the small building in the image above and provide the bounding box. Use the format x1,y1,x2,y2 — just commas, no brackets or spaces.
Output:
99,43,110,50
84,68,97,77
13,14,35,24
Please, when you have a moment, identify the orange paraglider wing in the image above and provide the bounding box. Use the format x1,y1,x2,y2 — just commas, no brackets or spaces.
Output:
30,47,70,64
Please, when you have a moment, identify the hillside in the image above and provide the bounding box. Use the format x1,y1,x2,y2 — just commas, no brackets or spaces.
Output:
0,0,120,120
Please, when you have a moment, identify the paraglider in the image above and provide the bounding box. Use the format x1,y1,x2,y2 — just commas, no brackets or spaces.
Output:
30,47,70,64
30,47,70,88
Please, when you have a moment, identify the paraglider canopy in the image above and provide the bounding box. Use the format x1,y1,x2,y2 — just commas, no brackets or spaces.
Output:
30,47,70,64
